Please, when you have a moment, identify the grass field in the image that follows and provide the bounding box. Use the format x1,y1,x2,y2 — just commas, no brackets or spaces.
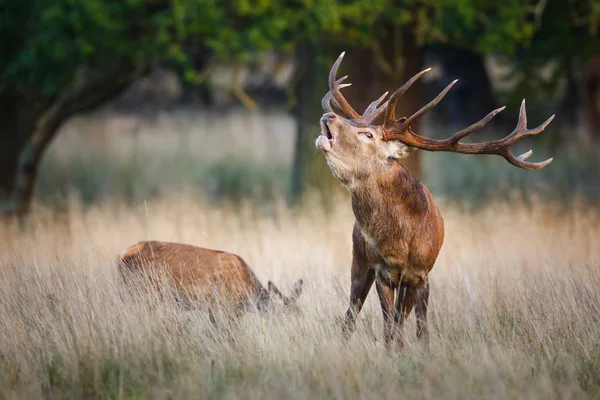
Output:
2,196,600,399
1,109,600,399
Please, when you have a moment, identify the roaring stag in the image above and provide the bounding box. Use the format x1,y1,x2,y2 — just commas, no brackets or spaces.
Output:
118,241,304,318
316,52,554,351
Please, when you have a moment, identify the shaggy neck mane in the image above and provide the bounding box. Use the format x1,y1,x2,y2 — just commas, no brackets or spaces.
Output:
350,158,429,218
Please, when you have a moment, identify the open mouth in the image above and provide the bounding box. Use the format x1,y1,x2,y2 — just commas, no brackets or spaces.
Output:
323,123,333,140
316,120,335,152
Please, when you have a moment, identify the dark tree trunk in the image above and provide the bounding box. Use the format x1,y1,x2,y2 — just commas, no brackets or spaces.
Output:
289,42,346,205
0,145,20,203
1,62,139,219
429,45,498,130
581,56,600,143
553,57,580,146
8,105,69,216
0,92,39,209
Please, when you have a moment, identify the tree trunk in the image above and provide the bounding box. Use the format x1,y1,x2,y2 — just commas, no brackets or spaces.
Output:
555,57,579,146
0,139,22,202
430,45,498,130
8,104,68,216
289,43,346,206
1,63,139,219
581,56,600,143
0,92,39,210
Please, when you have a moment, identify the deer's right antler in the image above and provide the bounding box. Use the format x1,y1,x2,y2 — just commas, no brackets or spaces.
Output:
322,53,389,124
380,68,554,170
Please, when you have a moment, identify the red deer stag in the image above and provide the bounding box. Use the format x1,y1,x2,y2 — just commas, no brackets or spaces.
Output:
118,241,304,318
316,52,554,351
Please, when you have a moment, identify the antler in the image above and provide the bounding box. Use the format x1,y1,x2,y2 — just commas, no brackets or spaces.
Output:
322,76,351,115
381,70,554,170
362,91,389,123
324,52,362,120
322,52,389,123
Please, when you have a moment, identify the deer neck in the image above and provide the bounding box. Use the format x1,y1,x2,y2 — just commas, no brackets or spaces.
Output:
249,279,272,313
256,286,270,309
349,158,431,250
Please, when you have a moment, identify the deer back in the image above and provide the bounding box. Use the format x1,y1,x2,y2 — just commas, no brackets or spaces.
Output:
118,241,267,309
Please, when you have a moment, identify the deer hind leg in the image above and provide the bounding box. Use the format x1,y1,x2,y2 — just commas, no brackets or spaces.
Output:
375,275,397,351
393,283,414,351
342,266,375,342
411,280,431,350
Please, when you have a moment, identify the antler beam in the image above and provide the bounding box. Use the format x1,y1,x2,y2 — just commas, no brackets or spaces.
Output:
383,96,554,170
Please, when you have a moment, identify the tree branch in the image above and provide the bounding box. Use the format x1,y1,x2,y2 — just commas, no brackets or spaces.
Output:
5,60,142,218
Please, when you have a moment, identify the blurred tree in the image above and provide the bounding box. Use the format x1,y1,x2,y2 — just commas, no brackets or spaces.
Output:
427,44,499,130
290,42,332,204
2,0,591,216
0,0,296,217
499,0,600,141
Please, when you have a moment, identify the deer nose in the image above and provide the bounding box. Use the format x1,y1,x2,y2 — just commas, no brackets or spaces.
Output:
321,114,336,124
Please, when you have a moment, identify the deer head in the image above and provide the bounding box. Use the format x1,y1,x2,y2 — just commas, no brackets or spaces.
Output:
265,279,304,314
316,52,554,187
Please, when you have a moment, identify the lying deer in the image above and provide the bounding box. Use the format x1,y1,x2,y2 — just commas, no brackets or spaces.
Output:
118,240,304,318
316,52,554,351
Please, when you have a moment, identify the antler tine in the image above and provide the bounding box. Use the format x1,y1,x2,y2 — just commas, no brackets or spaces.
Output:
447,106,506,144
329,52,362,120
384,68,432,128
322,76,350,113
396,80,458,133
504,100,554,144
499,100,555,169
362,91,389,123
322,91,334,113
505,149,553,170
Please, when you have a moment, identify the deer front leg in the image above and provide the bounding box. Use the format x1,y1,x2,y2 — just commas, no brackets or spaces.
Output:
411,280,430,350
393,283,414,351
341,246,375,342
342,225,376,342
342,265,375,342
375,272,398,351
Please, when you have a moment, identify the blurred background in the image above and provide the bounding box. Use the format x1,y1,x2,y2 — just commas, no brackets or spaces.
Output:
1,0,600,218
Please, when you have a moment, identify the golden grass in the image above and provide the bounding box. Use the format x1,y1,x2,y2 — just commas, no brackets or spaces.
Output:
1,193,599,399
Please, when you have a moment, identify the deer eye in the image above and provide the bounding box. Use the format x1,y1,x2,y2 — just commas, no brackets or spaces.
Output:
360,132,373,139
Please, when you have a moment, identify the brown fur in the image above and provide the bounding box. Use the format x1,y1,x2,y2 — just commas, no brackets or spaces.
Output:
317,53,551,350
118,240,303,316
316,113,443,351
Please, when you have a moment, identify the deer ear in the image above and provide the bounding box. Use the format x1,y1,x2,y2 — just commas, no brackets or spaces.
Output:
384,140,416,160
290,279,304,300
268,281,283,298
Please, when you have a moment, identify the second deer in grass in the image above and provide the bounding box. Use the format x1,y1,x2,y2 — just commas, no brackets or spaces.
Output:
118,240,304,318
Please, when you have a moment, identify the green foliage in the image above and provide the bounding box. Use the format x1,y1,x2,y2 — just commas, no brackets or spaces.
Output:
0,0,553,97
497,0,600,107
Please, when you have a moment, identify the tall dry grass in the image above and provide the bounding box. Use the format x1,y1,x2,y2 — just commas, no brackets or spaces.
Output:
1,106,599,398
1,193,599,399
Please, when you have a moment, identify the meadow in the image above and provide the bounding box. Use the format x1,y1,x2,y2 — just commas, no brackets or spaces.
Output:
1,109,599,399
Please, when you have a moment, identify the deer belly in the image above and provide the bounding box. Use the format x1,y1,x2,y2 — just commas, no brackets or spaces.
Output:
376,259,428,288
